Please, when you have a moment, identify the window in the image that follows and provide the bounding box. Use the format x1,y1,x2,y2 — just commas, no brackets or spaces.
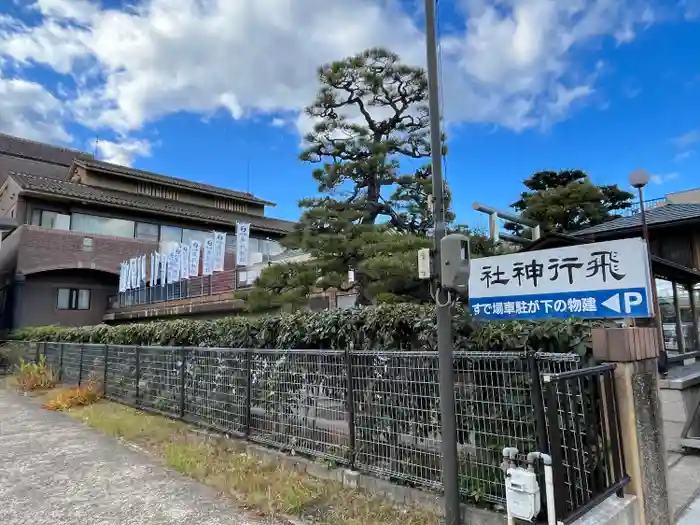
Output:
31,210,70,230
56,288,90,310
159,225,183,253
135,222,159,241
182,228,211,245
71,213,135,238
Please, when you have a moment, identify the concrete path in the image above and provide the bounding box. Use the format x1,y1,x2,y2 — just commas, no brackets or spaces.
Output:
0,389,278,525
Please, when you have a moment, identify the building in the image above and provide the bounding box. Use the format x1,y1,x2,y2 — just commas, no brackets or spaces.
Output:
0,134,294,329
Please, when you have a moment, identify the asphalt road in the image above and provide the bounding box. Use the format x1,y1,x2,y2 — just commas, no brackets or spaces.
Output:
0,389,278,525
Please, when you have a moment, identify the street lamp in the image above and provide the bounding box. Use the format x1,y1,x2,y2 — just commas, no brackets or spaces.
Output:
628,169,667,374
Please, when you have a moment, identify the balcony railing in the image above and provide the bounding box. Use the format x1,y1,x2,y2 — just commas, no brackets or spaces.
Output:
107,268,255,310
623,197,667,216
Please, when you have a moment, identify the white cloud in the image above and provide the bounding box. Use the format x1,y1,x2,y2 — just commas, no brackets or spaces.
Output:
91,137,153,167
0,67,71,143
674,150,694,163
671,129,700,148
670,129,699,164
651,172,679,184
0,0,686,163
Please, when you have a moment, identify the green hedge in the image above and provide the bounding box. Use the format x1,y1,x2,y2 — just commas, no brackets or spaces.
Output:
11,304,598,358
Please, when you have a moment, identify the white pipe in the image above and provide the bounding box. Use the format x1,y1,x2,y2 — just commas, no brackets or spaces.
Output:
526,452,556,525
544,464,556,525
502,448,519,525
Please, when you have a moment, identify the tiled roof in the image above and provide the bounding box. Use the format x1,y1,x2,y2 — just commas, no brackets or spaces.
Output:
573,204,700,236
0,133,90,167
11,172,295,234
73,158,275,206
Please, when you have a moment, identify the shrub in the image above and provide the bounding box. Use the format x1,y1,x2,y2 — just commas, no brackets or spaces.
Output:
42,380,102,411
9,304,600,359
14,355,56,392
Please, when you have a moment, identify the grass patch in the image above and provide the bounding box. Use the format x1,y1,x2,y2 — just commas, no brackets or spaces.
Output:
67,401,441,525
42,380,101,411
13,355,56,392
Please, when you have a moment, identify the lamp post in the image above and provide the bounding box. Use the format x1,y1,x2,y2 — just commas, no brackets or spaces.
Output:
629,169,667,374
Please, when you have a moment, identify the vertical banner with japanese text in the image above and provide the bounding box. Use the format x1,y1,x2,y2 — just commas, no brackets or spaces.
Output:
180,243,190,280
213,232,226,272
202,236,214,276
190,240,201,277
236,222,250,266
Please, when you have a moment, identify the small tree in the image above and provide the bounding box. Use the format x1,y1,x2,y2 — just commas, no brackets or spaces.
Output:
505,169,634,235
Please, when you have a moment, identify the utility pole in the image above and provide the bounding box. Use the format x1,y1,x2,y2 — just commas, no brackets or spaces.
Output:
424,1,461,524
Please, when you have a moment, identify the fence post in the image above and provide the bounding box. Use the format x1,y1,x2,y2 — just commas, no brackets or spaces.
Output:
58,343,64,382
179,347,186,419
103,345,109,396
528,353,548,452
544,377,569,521
592,327,670,525
244,349,252,438
345,346,357,469
134,346,141,405
41,342,48,359
78,344,85,386
34,343,40,364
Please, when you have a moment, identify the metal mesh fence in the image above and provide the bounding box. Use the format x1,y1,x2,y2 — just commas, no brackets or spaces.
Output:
183,348,247,436
140,346,182,416
105,345,137,403
13,341,590,509
249,349,349,462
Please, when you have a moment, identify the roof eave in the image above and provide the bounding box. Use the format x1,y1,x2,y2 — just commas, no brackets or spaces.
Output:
73,159,276,207
18,188,292,235
573,216,700,239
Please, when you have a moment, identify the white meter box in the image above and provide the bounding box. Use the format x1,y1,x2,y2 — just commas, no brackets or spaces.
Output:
505,467,541,522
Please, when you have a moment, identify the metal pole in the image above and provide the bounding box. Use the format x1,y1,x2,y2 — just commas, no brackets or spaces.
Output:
638,189,667,373
424,1,460,523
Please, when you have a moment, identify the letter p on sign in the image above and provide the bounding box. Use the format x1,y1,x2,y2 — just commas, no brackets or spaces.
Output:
624,292,643,313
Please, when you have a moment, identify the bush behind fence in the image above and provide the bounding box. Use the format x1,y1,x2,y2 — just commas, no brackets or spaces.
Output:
9,304,600,361
18,340,583,507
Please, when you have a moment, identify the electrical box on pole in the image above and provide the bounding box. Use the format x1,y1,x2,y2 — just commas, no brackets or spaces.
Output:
417,248,432,280
439,234,471,293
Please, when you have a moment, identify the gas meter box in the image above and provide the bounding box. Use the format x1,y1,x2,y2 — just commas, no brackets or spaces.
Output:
505,467,541,522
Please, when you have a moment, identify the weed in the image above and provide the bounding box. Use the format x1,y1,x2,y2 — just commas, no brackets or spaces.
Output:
14,355,56,392
42,380,101,411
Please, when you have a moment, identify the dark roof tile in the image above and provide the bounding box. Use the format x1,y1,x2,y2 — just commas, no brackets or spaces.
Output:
74,158,275,206
573,204,700,236
11,172,295,234
0,133,89,167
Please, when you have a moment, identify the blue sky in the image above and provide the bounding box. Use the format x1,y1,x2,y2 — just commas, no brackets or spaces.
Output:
0,0,698,229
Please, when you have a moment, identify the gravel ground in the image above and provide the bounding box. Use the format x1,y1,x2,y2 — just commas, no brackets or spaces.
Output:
0,389,285,525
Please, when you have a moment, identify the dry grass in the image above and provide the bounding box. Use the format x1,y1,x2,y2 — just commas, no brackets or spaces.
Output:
66,401,441,525
42,380,102,411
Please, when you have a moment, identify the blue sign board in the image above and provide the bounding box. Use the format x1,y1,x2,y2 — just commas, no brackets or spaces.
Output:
468,238,653,321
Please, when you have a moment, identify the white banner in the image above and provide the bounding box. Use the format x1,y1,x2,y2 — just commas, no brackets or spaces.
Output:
213,231,226,272
140,255,146,287
170,248,181,283
189,240,201,277
124,261,131,291
159,252,167,286
119,262,127,292
180,243,190,280
236,222,250,266
149,253,156,287
202,236,214,276
129,258,138,289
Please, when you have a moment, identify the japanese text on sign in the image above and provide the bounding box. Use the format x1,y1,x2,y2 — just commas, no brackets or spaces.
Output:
468,238,653,320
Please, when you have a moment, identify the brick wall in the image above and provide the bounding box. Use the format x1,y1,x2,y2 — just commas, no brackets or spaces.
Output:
15,225,158,276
